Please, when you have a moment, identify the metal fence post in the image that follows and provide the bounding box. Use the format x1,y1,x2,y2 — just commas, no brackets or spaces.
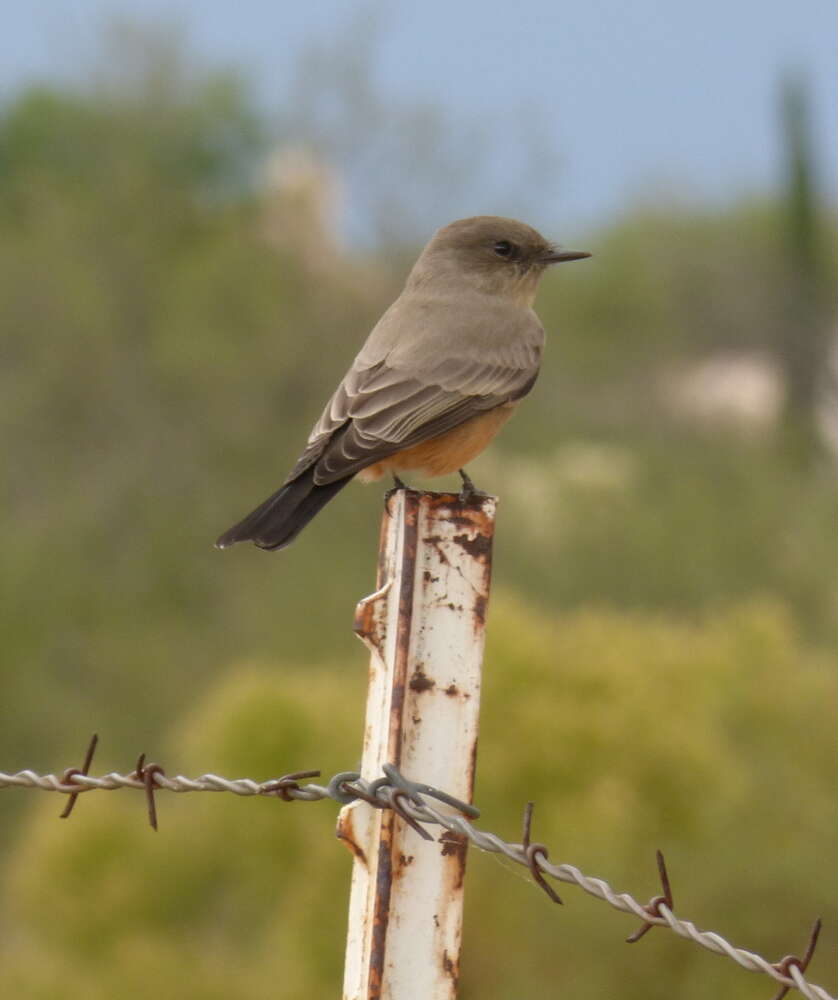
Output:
338,488,496,1000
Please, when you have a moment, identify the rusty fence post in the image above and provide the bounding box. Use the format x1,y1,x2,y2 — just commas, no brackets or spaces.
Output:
338,489,496,1000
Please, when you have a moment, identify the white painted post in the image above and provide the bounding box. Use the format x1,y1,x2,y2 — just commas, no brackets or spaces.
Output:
338,489,496,1000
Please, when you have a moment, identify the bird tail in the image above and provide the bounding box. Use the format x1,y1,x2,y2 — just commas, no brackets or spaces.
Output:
215,469,353,551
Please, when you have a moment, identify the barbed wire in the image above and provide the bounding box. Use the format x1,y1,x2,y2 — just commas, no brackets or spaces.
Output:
0,737,831,1000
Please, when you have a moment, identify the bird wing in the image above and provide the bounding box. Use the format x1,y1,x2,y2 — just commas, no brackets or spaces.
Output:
285,293,544,486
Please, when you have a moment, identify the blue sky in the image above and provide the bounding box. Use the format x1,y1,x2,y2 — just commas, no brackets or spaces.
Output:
3,1,837,238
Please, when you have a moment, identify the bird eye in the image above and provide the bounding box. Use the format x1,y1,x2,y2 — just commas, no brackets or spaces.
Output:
493,240,515,258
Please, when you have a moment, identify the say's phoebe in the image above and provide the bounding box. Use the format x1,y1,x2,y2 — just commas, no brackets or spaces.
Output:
216,216,590,551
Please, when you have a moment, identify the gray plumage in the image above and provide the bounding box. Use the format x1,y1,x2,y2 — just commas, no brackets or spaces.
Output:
286,291,544,485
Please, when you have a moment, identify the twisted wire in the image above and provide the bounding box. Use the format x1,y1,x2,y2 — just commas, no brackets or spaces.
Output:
0,763,831,1000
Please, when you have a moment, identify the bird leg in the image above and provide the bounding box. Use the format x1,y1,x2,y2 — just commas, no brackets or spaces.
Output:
458,468,488,502
385,474,410,500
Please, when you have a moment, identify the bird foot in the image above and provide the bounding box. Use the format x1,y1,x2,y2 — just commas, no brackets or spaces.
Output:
458,469,488,502
384,474,410,501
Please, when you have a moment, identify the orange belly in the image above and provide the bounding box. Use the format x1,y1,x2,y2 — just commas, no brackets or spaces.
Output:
358,405,515,482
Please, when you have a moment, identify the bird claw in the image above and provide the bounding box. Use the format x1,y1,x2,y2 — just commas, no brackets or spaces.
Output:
458,469,488,503
385,475,409,501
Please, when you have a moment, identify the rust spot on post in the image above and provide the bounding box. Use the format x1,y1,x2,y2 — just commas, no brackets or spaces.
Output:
369,817,396,999
452,531,493,561
439,831,469,891
439,831,468,861
354,599,379,646
422,534,450,565
409,667,435,693
336,808,368,866
354,578,393,658
442,949,460,989
388,492,420,769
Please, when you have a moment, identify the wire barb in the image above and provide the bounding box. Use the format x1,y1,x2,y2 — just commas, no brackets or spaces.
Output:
132,755,165,831
770,918,823,1000
521,801,562,905
626,849,673,943
380,762,480,819
390,788,434,841
59,733,99,820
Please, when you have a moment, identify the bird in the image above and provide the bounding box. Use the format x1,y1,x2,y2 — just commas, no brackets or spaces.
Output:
216,215,590,551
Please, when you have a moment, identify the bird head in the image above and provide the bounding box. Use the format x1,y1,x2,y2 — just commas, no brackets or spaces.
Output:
408,216,590,305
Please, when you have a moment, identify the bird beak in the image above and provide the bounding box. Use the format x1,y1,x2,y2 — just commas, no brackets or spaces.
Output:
541,247,592,264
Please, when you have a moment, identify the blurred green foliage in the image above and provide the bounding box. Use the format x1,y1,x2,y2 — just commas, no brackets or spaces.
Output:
2,599,836,998
1,26,837,1000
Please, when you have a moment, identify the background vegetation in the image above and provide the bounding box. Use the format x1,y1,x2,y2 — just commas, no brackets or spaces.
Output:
1,21,836,1000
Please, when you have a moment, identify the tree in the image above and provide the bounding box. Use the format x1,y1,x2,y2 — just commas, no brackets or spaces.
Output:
776,73,832,462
